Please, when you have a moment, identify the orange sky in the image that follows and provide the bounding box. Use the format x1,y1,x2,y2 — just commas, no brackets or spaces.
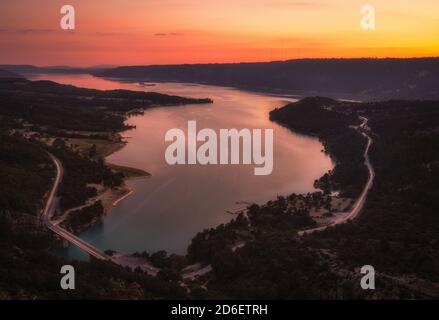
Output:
1,0,439,66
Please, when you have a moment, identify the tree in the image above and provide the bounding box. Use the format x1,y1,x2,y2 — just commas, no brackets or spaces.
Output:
52,138,65,149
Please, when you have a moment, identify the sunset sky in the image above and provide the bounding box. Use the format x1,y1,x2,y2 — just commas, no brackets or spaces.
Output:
1,0,439,66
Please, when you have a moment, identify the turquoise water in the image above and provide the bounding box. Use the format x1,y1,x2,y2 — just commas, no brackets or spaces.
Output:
32,74,333,260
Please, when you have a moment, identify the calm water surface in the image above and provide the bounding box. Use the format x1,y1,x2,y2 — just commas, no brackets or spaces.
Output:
30,74,333,259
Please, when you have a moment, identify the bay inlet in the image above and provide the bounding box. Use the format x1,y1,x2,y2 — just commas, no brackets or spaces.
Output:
30,74,334,260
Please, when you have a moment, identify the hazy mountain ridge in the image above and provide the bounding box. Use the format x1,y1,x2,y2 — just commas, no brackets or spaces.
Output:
93,58,439,100
0,69,21,79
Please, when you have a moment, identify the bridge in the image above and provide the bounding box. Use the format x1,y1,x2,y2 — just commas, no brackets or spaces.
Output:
42,153,110,261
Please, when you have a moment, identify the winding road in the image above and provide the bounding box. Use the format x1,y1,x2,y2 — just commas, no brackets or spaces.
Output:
41,115,374,270
42,153,110,261
298,116,375,235
42,153,159,274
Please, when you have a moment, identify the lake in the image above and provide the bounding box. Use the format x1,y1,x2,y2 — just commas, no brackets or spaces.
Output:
30,74,333,260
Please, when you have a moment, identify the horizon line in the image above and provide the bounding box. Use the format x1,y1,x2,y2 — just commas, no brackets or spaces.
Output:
2,56,439,69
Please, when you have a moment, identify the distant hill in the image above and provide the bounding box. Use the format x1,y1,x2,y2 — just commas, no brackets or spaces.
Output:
0,65,40,74
0,68,21,78
93,58,439,100
0,64,107,75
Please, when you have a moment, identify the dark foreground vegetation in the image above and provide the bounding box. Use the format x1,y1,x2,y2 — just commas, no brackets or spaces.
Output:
272,98,439,281
270,97,368,198
182,97,439,299
0,129,187,299
94,58,439,100
1,74,438,299
317,100,439,280
61,201,105,234
0,69,20,79
51,139,124,211
0,77,212,132
0,78,210,299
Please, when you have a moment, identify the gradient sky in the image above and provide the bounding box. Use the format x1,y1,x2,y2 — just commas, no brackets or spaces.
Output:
1,0,439,66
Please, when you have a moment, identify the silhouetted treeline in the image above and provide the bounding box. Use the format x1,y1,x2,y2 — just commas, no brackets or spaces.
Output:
310,100,439,282
0,209,187,299
186,193,399,299
94,58,439,100
270,97,368,197
61,201,104,233
0,69,21,79
271,98,439,284
0,128,187,298
2,74,439,298
184,97,439,299
0,76,213,299
0,78,212,132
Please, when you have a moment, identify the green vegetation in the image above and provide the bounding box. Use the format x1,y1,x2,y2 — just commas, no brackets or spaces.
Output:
0,133,52,215
270,97,368,198
94,58,439,100
107,163,150,178
0,78,212,132
185,97,439,299
0,77,209,213
1,75,438,299
271,98,439,283
61,201,104,233
0,78,210,299
0,131,187,299
0,69,21,79
51,141,123,211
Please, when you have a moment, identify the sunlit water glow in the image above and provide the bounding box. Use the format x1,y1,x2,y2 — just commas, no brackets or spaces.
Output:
30,74,333,260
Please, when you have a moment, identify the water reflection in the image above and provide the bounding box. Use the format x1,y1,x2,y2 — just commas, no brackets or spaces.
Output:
30,74,333,258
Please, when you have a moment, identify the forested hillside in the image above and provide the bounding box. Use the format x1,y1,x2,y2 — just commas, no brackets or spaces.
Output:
94,58,439,100
0,78,211,299
184,98,439,299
